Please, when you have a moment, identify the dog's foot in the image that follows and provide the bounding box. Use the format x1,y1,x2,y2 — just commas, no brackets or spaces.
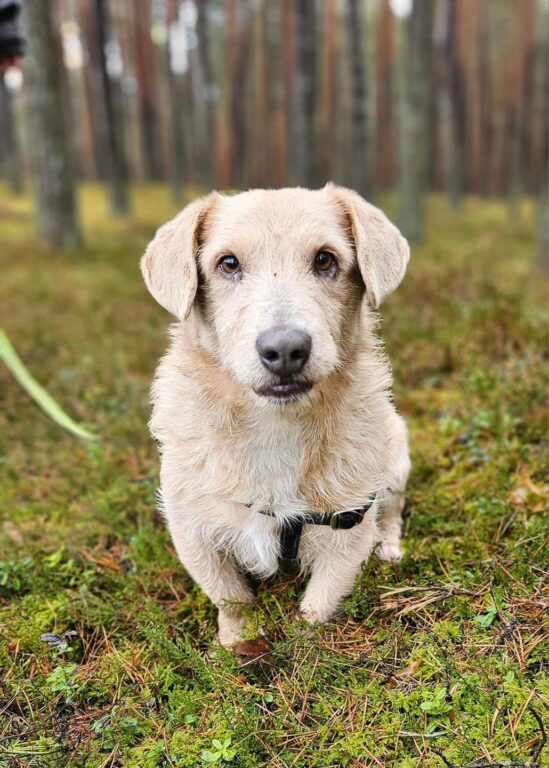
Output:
299,603,333,625
217,611,247,649
377,541,404,562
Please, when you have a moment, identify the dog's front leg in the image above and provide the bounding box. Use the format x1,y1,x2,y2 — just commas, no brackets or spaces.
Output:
299,539,375,625
168,518,254,648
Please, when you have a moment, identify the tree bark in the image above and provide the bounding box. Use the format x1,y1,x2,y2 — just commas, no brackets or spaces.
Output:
375,0,395,190
166,0,185,201
95,0,129,215
195,0,215,187
281,0,295,187
292,0,316,186
22,0,81,248
347,0,368,197
446,0,465,208
133,0,163,181
0,76,23,193
318,0,337,185
397,0,435,242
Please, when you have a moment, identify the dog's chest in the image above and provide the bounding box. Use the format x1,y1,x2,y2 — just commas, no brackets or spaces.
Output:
240,414,305,512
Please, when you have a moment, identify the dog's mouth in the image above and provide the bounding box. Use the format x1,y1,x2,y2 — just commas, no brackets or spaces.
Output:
254,381,313,402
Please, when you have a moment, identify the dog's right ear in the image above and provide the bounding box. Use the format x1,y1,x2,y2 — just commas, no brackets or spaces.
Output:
141,193,217,320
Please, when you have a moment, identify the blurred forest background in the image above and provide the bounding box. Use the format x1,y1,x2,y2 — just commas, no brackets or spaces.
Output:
1,0,548,248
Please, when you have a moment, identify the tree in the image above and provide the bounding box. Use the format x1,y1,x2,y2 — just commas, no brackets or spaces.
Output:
535,2,549,272
95,0,129,215
22,0,81,248
397,0,435,242
248,0,269,187
318,0,337,185
446,0,466,207
166,0,186,201
374,0,395,190
292,0,316,186
0,75,22,193
133,0,163,180
347,0,368,197
226,0,249,187
195,0,215,187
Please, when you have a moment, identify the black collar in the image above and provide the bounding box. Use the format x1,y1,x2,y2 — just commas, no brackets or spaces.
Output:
253,497,376,574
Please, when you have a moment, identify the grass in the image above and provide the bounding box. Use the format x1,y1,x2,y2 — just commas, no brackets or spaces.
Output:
0,183,547,767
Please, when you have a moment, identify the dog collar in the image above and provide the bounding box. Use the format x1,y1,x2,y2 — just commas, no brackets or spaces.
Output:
252,498,376,574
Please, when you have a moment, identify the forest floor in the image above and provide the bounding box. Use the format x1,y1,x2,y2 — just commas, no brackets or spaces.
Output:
0,184,547,768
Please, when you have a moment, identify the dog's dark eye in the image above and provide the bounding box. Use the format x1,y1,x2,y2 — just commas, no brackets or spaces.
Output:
218,254,241,276
314,250,337,276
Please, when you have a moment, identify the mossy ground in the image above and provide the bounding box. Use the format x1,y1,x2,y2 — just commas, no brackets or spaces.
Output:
0,184,547,767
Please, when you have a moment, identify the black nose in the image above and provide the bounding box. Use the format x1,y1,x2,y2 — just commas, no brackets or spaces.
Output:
256,327,312,377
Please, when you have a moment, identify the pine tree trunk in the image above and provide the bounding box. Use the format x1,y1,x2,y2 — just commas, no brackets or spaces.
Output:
249,0,269,187
166,0,185,201
535,9,549,272
23,0,81,248
398,0,434,241
195,0,215,187
292,0,316,186
318,0,337,184
234,4,253,188
281,0,295,187
0,77,23,193
347,0,368,196
374,0,395,190
446,0,465,208
95,0,129,215
134,0,163,181
80,0,109,180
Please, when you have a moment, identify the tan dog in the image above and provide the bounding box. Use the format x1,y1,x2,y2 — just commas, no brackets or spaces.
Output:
142,184,411,647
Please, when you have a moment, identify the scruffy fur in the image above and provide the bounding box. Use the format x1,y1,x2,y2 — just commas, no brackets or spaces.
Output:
141,184,411,647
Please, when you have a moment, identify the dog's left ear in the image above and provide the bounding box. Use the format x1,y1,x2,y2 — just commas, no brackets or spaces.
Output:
328,184,410,308
141,193,217,320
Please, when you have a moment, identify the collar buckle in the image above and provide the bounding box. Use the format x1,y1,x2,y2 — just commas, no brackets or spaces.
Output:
330,509,363,530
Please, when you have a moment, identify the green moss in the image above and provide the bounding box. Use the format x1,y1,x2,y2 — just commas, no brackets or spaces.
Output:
0,186,547,766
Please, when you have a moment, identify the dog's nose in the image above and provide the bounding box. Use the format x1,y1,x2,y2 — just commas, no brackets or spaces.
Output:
256,327,312,377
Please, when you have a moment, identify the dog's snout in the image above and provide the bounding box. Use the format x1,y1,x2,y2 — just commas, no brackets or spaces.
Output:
256,327,312,376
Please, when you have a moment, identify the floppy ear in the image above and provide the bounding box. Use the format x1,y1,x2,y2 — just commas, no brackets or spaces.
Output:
329,184,410,308
140,193,217,320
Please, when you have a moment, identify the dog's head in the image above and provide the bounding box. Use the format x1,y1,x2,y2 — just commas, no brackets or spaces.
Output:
141,185,409,405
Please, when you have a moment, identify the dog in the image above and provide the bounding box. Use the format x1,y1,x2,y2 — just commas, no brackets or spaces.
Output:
141,184,411,647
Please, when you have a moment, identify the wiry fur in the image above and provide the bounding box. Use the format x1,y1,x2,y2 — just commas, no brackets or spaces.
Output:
142,184,411,647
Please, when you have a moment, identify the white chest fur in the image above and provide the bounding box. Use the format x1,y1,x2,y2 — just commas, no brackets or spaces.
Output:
200,410,312,578
240,410,306,514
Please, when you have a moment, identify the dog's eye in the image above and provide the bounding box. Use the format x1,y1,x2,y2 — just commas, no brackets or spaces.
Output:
314,250,337,276
218,254,241,276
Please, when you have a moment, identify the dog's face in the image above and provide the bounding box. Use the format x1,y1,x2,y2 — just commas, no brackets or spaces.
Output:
142,185,409,405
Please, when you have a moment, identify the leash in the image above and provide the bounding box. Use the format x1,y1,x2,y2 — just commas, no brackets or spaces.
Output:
253,497,377,574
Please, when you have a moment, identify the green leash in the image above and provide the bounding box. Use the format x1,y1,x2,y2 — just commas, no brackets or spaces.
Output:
0,329,97,441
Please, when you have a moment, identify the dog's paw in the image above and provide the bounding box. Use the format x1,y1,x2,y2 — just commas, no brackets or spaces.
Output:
298,603,332,625
377,541,404,562
217,611,247,649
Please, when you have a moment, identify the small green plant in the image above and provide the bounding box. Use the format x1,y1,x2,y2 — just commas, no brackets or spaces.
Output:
473,591,508,629
420,686,452,717
473,603,498,628
200,737,236,764
45,663,80,702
